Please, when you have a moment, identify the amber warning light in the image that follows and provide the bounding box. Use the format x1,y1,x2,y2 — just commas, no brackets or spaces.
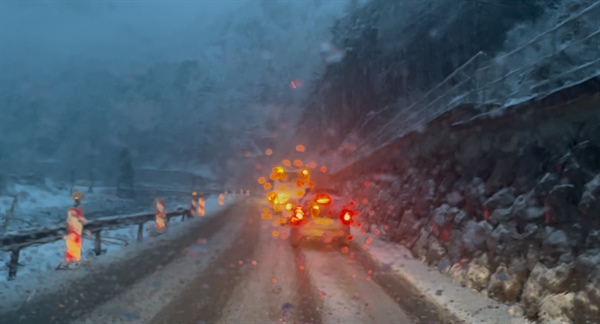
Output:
290,206,305,225
315,194,331,205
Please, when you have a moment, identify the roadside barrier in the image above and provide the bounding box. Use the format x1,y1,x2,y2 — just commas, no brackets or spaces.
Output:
1,206,190,280
0,188,237,279
190,192,198,218
155,199,167,230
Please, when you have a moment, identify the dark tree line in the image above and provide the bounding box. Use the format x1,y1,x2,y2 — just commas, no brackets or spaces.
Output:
296,0,550,152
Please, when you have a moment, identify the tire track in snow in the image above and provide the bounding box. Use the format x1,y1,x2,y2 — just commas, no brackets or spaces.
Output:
217,215,308,323
302,247,415,323
349,243,453,323
149,203,260,324
292,245,323,324
72,209,247,324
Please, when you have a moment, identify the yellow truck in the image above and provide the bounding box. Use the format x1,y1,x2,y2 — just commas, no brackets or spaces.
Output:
287,189,354,248
267,166,311,214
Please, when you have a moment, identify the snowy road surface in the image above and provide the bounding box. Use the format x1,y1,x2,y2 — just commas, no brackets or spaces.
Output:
1,198,447,324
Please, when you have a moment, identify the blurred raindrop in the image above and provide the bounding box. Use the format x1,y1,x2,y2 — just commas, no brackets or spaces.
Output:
281,302,294,317
121,311,141,320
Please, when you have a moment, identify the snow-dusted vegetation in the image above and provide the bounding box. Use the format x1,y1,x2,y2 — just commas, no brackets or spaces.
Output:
297,0,599,168
0,1,349,185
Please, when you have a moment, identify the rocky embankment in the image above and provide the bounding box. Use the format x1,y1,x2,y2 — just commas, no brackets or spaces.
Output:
336,89,600,322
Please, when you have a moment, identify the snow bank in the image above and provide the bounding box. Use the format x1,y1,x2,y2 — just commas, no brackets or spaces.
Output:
0,178,154,231
0,195,242,288
1,181,72,214
350,227,531,324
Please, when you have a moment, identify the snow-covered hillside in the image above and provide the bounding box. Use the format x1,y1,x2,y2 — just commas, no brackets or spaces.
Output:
0,0,351,182
297,0,600,172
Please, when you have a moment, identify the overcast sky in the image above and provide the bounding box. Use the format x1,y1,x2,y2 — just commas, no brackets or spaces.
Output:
0,1,252,64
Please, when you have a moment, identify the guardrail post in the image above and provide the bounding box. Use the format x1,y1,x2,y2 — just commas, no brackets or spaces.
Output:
7,247,20,280
94,231,102,256
137,223,144,242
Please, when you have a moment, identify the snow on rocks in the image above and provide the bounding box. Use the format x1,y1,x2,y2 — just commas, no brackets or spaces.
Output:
579,174,600,221
521,262,576,319
466,253,491,292
538,292,575,323
483,188,516,218
462,220,492,254
541,229,573,264
335,106,600,322
573,275,600,323
487,258,529,303
350,227,530,324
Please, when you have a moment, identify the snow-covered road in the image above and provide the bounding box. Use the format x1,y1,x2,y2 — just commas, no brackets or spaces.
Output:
0,197,451,324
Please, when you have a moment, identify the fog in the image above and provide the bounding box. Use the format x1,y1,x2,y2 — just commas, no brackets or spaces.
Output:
0,0,355,184
2,1,242,63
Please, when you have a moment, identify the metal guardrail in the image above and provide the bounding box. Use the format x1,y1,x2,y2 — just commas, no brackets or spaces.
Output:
359,1,600,153
1,208,189,280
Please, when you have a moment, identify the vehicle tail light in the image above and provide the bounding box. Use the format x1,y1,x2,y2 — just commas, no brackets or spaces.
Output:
340,210,353,225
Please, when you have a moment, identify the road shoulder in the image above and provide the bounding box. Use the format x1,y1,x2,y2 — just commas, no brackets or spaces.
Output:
350,228,531,324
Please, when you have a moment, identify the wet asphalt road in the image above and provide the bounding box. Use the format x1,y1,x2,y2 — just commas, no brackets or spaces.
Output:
1,198,451,324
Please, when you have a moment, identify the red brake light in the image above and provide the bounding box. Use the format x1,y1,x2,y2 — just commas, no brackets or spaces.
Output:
340,210,353,225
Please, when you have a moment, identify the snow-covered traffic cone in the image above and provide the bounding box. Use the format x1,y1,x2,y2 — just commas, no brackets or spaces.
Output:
219,193,224,206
